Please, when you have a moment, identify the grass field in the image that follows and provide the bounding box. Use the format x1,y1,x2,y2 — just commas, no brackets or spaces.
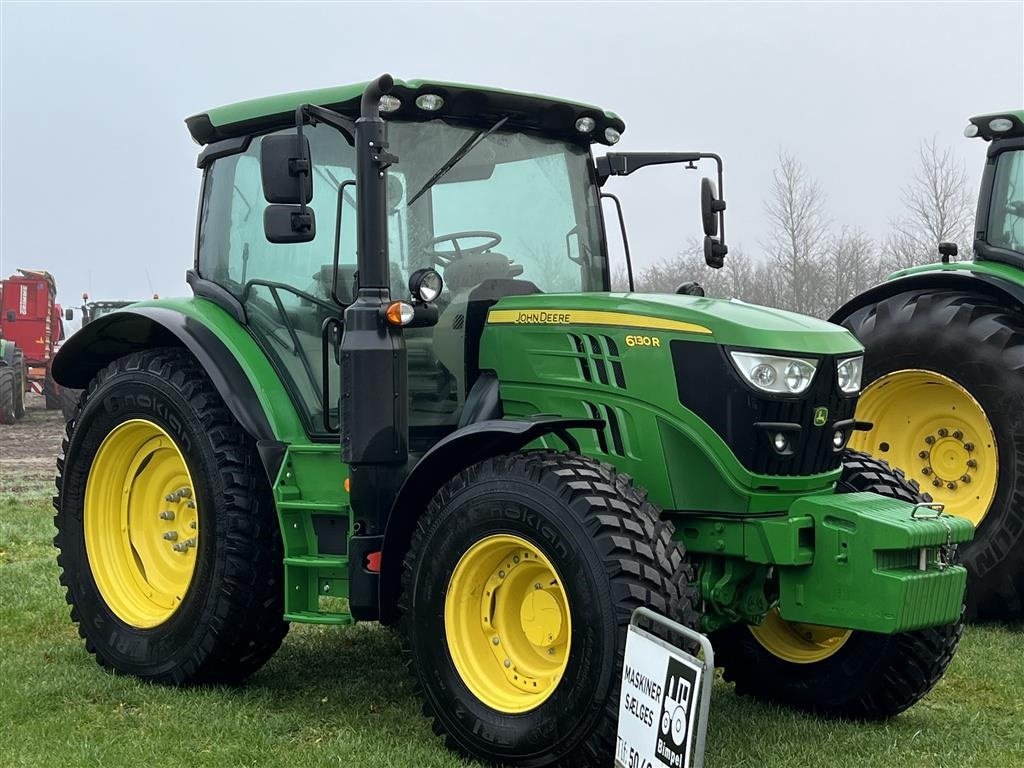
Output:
2,430,1022,767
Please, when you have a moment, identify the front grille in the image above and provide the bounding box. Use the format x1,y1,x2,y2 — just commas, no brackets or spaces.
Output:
671,341,857,477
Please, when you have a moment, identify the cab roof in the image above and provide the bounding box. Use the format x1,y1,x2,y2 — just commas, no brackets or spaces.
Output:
186,78,625,147
966,109,1024,141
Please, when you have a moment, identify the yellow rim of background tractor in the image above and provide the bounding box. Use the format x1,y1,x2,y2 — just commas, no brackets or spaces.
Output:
84,419,199,628
750,608,853,664
850,369,998,526
445,534,571,713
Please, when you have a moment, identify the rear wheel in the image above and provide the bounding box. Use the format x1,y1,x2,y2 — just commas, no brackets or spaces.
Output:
12,349,25,419
715,450,963,719
44,369,61,410
842,290,1024,619
54,347,288,684
0,366,15,424
400,451,697,767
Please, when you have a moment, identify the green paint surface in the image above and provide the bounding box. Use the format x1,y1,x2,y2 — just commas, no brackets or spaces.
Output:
889,258,1024,287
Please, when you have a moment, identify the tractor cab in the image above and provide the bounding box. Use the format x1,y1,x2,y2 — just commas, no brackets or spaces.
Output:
965,111,1024,269
192,83,618,443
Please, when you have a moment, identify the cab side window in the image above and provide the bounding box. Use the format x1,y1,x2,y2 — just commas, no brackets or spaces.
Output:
989,149,1024,253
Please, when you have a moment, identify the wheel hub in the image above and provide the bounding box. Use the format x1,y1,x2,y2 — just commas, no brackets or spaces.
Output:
850,369,998,526
445,534,571,713
84,419,200,628
749,608,852,664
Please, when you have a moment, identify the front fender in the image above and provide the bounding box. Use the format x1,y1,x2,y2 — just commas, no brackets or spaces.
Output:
51,297,306,445
376,415,603,623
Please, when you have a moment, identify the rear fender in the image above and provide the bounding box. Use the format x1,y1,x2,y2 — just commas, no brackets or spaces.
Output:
51,298,307,450
831,269,1024,324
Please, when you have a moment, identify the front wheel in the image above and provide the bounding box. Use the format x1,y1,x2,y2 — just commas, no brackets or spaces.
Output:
400,452,697,767
54,348,288,684
714,450,963,719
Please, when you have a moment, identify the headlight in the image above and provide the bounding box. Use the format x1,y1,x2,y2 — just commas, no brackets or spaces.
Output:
729,352,818,395
408,268,444,303
837,356,863,394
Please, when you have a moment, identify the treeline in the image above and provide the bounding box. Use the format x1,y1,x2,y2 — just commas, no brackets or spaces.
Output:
617,139,974,318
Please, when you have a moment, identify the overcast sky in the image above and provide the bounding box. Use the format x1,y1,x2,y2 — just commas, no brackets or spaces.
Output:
2,1,1022,305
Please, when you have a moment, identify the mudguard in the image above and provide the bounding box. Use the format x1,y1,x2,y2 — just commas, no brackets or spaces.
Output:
831,268,1024,323
51,299,305,445
376,415,603,622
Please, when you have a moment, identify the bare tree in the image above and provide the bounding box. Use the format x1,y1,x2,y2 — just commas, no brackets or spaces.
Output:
883,137,974,271
762,152,831,316
822,226,886,311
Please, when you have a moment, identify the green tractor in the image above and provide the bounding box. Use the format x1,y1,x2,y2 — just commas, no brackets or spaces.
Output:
833,110,1024,621
53,75,972,766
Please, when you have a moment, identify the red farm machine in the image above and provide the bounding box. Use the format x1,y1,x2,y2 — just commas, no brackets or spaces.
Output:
0,269,69,416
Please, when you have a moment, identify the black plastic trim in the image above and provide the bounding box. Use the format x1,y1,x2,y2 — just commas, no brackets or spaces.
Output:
377,415,604,622
186,269,247,324
197,135,252,168
51,307,274,443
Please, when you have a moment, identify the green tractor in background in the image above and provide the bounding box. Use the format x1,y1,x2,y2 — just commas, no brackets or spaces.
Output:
53,75,972,767
833,110,1024,621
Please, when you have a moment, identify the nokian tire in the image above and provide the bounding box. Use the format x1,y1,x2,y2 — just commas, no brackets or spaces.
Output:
713,450,963,720
399,451,698,768
841,289,1024,620
0,366,15,424
54,347,288,685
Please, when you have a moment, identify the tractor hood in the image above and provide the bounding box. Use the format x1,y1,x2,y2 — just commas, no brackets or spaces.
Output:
486,292,862,356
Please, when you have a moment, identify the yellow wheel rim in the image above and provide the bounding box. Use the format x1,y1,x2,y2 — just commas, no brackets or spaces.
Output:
444,534,571,713
850,370,998,526
749,608,852,664
84,419,200,628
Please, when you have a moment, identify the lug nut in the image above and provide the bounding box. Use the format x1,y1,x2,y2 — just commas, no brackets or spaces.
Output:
961,475,972,484
925,436,936,445
492,637,500,646
534,582,543,590
504,659,511,668
189,521,197,529
967,459,978,468
185,537,196,548
498,570,506,579
953,430,963,440
946,482,958,491
921,467,932,476
513,555,520,564
938,428,949,438
932,479,942,487
172,542,188,552
547,648,556,655
165,493,175,502
159,511,175,520
919,451,930,460
964,443,975,452
163,531,178,541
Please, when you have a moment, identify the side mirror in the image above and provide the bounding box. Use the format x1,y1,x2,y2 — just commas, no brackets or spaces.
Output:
64,308,73,321
261,134,313,204
264,205,316,244
700,177,725,237
261,134,316,243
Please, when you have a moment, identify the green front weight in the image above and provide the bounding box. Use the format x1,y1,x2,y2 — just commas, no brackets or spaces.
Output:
680,491,973,634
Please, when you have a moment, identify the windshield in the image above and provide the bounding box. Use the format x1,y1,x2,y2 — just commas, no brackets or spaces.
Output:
197,119,608,434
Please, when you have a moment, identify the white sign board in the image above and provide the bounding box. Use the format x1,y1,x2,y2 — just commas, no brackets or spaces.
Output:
615,624,703,768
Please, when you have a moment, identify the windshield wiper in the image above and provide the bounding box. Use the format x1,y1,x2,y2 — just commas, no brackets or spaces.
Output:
407,115,510,206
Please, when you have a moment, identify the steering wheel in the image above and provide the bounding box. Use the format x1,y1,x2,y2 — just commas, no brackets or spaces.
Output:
428,231,502,267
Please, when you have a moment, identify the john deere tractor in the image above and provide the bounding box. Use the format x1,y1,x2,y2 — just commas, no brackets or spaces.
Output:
833,110,1024,621
53,76,972,767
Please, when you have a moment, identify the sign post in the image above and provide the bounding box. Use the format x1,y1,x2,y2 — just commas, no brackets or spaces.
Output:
615,607,714,768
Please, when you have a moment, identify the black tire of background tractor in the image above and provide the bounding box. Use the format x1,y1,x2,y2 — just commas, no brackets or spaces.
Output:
713,449,964,720
54,347,288,684
60,387,81,422
399,451,699,768
0,366,15,424
44,370,61,410
842,290,1024,620
12,348,25,419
